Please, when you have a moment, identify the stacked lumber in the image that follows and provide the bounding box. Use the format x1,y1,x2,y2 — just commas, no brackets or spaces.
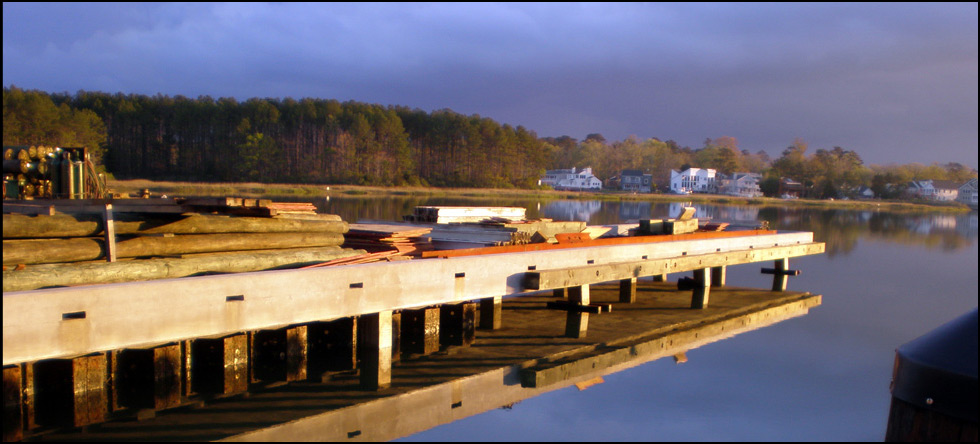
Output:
424,223,532,249
2,200,367,291
403,206,526,223
343,223,434,256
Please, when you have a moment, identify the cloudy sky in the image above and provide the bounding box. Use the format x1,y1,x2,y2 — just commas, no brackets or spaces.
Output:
3,3,977,168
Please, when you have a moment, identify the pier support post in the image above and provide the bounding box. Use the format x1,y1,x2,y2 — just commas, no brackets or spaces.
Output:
619,278,637,303
565,285,591,338
479,296,502,329
402,307,440,356
189,334,248,396
359,311,392,390
761,259,800,292
3,365,23,442
113,343,182,412
690,268,711,309
711,266,726,288
34,353,108,428
249,325,308,384
553,288,569,299
440,302,477,347
652,274,667,282
307,318,357,381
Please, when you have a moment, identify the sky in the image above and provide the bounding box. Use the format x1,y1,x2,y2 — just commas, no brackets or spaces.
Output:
3,2,978,168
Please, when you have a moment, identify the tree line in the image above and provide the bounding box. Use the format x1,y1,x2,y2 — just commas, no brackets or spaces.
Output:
3,86,976,197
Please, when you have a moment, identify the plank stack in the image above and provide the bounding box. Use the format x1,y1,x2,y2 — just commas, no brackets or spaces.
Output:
343,223,434,256
2,197,365,292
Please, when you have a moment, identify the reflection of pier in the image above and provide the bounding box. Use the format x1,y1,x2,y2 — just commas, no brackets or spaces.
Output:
4,232,824,441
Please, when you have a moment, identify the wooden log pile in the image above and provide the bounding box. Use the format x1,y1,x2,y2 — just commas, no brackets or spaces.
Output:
2,198,367,291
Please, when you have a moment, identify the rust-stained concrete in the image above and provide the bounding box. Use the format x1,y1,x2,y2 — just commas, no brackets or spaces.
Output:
32,280,820,442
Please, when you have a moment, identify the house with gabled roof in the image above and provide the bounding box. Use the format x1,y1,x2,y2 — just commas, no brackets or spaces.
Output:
621,169,652,193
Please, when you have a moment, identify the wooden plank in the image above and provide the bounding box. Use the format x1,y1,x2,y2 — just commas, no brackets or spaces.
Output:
422,229,777,258
524,242,825,290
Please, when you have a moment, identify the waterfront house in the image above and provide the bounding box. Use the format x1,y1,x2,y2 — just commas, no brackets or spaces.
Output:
957,178,978,209
778,178,804,199
621,169,652,193
718,172,763,198
670,168,717,194
907,180,959,201
540,167,602,191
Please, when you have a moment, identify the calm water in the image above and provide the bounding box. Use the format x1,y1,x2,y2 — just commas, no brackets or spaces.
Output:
314,195,978,441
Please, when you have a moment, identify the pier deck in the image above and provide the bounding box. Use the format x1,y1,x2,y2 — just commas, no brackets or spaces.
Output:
27,281,820,441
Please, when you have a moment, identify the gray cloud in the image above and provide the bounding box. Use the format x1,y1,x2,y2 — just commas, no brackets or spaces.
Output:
3,3,976,167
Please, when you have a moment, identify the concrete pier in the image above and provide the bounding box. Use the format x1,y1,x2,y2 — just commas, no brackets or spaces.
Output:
24,281,821,441
2,230,824,440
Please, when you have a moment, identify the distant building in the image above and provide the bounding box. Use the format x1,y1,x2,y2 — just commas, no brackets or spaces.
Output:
621,169,652,193
957,178,978,209
778,178,804,199
856,186,875,200
718,172,762,198
540,167,602,191
907,180,959,201
670,168,717,194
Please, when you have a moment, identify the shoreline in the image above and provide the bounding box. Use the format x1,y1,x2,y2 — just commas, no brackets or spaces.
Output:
107,179,973,214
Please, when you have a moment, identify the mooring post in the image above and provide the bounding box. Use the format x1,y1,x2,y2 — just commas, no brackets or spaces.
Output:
619,278,637,303
359,311,392,390
479,296,502,330
690,268,711,309
711,266,726,288
565,284,591,338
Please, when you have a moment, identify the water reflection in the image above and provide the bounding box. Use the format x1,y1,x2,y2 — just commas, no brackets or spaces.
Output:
318,196,976,256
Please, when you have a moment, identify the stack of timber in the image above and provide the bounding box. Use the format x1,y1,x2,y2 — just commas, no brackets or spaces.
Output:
403,206,526,224
2,203,366,292
343,223,434,256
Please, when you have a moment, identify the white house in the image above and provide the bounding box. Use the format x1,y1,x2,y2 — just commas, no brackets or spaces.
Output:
908,180,959,201
957,178,978,209
718,172,762,198
670,168,717,194
540,167,602,191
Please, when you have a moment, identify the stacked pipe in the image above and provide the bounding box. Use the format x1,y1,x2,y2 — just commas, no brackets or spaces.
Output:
2,211,366,292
